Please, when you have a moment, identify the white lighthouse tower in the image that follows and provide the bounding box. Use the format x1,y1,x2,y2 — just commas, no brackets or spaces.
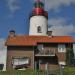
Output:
29,0,48,36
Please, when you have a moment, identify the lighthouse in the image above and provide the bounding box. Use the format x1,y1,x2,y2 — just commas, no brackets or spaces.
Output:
29,0,48,36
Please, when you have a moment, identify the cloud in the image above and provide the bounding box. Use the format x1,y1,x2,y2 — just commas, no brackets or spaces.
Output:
0,39,6,49
48,17,75,36
6,0,21,13
30,0,75,12
45,0,75,11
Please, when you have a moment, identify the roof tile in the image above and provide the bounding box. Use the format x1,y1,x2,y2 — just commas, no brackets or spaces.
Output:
5,35,74,46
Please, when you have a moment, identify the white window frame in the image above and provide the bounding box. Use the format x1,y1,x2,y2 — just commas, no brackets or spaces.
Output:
12,57,29,66
58,44,66,52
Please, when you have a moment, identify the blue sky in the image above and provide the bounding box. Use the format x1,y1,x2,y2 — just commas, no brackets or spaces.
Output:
0,0,75,38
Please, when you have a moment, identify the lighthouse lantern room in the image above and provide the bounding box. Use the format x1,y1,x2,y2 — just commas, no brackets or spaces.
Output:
29,0,48,36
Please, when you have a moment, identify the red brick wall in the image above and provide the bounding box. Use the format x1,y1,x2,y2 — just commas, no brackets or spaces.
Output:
44,43,67,62
6,46,34,70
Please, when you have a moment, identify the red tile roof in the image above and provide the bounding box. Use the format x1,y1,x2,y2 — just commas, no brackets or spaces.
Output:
5,35,75,46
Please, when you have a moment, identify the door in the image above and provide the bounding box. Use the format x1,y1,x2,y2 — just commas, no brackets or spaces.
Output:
35,61,39,71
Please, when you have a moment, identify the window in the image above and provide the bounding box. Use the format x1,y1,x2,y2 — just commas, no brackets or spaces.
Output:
37,26,42,33
37,44,43,50
12,57,30,70
0,64,4,70
12,57,29,66
58,44,66,52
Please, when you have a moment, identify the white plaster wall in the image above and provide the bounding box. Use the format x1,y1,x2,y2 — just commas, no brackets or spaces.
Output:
0,39,7,71
73,44,75,59
29,16,48,36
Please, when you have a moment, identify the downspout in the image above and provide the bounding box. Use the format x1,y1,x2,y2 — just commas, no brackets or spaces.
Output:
33,46,35,70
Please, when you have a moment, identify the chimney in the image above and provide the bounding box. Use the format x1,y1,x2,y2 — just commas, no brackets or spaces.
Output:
47,31,52,36
9,30,15,37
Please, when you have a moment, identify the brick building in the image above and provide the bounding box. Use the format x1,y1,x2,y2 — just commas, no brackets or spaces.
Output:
5,0,75,71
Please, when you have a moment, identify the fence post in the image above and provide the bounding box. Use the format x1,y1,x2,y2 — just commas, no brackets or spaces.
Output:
45,62,49,75
59,65,64,75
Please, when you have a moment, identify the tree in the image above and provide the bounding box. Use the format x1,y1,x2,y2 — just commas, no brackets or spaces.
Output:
66,48,74,66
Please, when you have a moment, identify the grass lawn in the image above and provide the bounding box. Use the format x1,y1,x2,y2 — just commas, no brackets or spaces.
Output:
0,67,75,75
0,70,45,75
64,67,75,75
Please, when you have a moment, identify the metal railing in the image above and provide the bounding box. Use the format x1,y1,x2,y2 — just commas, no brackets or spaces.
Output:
35,49,55,56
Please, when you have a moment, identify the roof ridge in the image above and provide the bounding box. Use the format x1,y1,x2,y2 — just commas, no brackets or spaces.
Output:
12,35,72,37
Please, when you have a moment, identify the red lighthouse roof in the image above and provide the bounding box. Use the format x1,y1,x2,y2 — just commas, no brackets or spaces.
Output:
29,0,48,18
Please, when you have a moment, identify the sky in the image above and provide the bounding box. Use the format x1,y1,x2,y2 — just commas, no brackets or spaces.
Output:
0,0,75,38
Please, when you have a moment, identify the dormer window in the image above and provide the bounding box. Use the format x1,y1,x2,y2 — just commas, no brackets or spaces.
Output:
37,26,42,33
